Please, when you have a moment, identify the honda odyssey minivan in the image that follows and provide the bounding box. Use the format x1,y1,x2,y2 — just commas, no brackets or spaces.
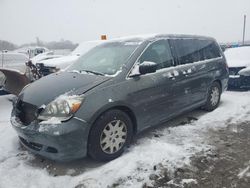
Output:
11,34,229,161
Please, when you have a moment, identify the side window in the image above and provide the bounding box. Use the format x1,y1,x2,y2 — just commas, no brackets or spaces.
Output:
172,39,201,65
172,39,221,65
199,41,221,60
139,40,174,70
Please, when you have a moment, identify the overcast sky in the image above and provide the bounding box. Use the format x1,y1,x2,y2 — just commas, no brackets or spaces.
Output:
0,0,249,45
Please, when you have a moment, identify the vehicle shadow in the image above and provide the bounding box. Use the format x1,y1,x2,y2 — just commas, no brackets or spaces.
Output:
22,108,208,177
227,88,250,92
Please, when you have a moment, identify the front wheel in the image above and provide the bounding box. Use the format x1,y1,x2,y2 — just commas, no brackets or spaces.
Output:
202,82,221,111
88,109,133,161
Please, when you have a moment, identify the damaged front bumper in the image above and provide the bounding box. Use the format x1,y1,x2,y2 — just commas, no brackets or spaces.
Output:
11,114,90,161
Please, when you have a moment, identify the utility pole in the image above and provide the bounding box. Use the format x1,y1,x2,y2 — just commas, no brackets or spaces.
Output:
242,15,246,45
1,51,3,67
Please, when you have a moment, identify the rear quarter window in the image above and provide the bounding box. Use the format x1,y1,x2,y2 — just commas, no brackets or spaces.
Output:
171,39,221,65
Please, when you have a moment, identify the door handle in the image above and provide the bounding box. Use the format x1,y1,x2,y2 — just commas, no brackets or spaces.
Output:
168,73,176,80
183,71,188,77
183,69,192,77
163,72,176,80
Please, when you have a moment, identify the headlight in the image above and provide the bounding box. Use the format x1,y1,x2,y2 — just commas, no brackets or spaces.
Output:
38,95,84,121
239,67,250,76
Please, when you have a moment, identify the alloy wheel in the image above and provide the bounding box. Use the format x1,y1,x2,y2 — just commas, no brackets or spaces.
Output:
100,120,127,154
210,87,220,106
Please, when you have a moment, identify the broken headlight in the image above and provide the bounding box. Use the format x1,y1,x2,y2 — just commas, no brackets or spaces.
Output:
38,95,84,122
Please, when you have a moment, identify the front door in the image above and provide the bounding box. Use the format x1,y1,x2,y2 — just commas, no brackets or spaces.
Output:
127,39,183,131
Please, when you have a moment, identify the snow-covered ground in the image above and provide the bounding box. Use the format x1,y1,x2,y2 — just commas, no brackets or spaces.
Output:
0,91,250,188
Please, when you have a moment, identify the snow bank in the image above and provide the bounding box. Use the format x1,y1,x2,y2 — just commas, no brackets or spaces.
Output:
0,92,250,187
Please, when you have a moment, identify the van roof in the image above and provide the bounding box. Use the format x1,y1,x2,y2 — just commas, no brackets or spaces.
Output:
108,34,215,43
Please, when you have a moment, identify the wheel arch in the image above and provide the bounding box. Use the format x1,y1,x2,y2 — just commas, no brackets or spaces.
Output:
206,79,222,97
114,105,138,134
213,79,222,91
89,103,138,135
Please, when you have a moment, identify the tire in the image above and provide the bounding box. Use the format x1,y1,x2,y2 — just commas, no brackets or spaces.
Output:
88,109,133,161
202,81,221,111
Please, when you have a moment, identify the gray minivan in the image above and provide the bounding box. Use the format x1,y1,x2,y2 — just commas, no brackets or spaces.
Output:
11,34,229,161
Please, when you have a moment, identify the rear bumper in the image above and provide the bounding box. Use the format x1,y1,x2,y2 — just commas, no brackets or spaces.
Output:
11,115,90,161
228,75,250,90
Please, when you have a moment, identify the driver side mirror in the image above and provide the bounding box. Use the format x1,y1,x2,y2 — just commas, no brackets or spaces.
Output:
139,61,157,75
129,61,157,77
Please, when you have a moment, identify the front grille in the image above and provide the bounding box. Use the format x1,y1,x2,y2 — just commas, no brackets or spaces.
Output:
241,76,250,87
16,100,37,125
229,67,245,75
19,137,58,153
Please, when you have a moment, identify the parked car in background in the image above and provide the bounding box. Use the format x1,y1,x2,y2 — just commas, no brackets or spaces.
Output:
0,72,5,87
0,52,29,91
35,40,104,76
11,34,228,162
14,46,49,58
30,51,63,65
0,51,29,71
25,51,64,80
224,46,250,90
0,41,104,95
0,51,60,95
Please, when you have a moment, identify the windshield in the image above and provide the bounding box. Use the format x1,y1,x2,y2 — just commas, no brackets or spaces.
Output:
66,41,140,76
71,41,103,56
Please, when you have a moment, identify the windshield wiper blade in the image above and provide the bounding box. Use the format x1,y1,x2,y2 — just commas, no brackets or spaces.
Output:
79,69,105,76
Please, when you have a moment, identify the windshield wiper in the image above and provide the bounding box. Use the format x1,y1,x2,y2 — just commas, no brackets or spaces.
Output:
79,69,105,76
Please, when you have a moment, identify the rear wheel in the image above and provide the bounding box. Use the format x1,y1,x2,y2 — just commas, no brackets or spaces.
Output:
202,82,221,111
88,109,133,161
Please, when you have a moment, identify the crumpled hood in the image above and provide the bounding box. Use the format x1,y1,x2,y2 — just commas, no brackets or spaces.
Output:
19,72,111,107
224,46,250,68
38,55,79,69
226,60,250,68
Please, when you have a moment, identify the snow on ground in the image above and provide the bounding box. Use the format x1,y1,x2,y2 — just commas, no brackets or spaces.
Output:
238,164,250,179
0,91,250,188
